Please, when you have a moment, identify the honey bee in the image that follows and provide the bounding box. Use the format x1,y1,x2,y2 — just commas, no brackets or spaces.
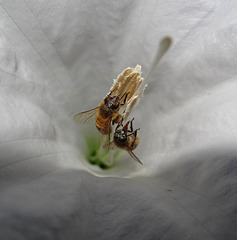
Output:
110,117,142,165
73,90,129,136
73,65,144,143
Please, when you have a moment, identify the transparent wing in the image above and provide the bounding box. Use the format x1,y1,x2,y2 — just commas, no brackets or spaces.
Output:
103,140,117,151
101,133,114,151
128,150,143,165
109,141,118,150
73,107,97,123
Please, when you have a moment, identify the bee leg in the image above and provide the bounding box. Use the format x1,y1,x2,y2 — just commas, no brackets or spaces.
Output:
113,116,123,130
127,127,140,137
129,118,135,132
131,128,140,148
120,92,130,106
119,92,126,103
112,114,123,126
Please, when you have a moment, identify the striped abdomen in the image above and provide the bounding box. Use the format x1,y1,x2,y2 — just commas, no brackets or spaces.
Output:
95,115,111,135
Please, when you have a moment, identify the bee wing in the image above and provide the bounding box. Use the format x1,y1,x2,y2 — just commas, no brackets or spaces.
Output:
101,134,109,150
101,133,118,151
103,141,118,151
73,107,97,123
109,141,118,150
127,150,143,165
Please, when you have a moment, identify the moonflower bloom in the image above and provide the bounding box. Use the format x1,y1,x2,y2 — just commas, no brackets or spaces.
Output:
0,1,237,239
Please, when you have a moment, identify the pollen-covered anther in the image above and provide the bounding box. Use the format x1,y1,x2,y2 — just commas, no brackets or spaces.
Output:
123,84,147,121
109,64,146,119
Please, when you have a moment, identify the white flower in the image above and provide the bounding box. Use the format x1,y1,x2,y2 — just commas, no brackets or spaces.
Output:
0,0,236,239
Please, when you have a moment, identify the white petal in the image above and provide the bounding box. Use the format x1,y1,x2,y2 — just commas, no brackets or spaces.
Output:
133,0,237,175
0,170,235,239
0,0,84,186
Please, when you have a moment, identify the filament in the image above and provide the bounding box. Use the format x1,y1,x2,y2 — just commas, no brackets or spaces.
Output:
143,37,172,86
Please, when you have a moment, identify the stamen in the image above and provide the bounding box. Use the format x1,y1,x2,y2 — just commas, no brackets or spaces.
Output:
109,65,143,104
123,37,172,120
143,36,172,86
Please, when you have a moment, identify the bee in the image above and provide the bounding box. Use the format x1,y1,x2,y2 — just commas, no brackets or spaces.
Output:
73,90,129,136
110,117,142,165
73,65,144,142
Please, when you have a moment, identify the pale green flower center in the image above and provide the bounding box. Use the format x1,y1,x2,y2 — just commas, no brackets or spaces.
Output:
85,132,121,169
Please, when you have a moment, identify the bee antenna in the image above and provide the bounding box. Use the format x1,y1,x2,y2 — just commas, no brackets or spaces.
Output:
109,89,115,95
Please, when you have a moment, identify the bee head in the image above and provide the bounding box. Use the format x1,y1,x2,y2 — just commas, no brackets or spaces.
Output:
104,95,120,110
114,129,127,145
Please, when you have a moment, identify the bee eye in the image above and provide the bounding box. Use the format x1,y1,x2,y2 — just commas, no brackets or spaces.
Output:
111,104,119,110
104,98,109,105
